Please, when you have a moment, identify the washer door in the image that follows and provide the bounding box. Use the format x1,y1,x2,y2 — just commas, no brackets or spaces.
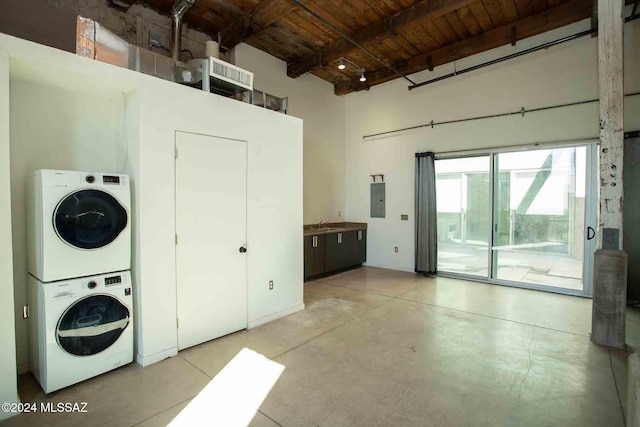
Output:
54,190,128,249
57,295,130,356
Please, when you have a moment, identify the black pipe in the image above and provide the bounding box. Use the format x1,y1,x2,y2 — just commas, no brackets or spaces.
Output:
626,130,640,139
409,28,595,91
415,151,435,158
286,0,416,85
363,92,640,140
409,14,640,91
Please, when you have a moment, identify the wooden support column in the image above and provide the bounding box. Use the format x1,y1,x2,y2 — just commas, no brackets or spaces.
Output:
592,0,627,349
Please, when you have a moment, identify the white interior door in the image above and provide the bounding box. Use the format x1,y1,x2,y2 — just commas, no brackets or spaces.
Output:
175,131,247,350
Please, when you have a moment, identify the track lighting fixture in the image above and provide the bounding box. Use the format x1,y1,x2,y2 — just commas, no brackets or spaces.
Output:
337,57,367,83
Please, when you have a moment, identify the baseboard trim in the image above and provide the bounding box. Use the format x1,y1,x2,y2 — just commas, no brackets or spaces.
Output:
136,347,178,367
364,263,415,273
248,303,305,329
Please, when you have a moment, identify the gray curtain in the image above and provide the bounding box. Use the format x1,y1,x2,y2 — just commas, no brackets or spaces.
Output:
415,152,437,275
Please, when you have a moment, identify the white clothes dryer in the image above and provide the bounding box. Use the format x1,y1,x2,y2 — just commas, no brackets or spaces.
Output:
28,271,134,393
26,169,131,282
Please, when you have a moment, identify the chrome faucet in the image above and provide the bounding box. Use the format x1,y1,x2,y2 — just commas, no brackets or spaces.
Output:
317,220,325,229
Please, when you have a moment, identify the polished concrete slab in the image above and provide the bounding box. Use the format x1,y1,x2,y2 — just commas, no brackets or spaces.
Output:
263,300,623,426
2,356,210,427
398,274,592,336
1,267,630,427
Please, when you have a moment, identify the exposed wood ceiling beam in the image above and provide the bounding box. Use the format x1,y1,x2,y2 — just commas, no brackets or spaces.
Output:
218,0,310,51
287,0,476,78
334,0,593,95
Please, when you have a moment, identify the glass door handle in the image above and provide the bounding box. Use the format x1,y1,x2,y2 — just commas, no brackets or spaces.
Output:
587,227,595,240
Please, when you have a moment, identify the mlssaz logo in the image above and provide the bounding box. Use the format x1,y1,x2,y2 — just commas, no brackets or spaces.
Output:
40,402,88,413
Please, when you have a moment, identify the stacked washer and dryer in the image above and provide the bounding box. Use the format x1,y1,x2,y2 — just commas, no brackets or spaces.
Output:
26,170,134,393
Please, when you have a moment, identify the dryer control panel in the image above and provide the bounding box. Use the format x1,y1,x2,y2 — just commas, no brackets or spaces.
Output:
103,175,121,185
105,275,123,286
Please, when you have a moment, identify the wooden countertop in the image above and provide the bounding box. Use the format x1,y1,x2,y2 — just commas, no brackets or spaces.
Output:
303,222,367,236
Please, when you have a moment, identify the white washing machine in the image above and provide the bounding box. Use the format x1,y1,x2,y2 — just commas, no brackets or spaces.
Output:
28,271,134,393
26,169,131,282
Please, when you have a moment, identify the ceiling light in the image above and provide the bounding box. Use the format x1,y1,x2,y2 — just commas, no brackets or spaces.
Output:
359,69,366,82
338,58,346,70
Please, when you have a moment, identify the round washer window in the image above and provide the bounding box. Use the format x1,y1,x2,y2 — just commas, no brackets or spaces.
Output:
57,294,130,356
54,190,127,249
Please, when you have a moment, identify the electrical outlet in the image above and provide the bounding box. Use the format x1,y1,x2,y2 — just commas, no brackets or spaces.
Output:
394,247,398,253
269,280,274,290
338,210,342,217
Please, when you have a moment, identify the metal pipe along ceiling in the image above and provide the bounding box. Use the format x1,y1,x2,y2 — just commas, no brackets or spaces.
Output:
409,13,640,91
409,28,595,91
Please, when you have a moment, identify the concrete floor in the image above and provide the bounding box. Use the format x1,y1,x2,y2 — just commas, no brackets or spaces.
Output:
1,267,634,427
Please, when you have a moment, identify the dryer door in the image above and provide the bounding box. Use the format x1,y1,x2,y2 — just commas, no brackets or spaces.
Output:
57,295,130,356
54,190,128,249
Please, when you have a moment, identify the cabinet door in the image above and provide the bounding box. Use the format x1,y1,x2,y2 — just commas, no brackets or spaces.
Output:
314,234,325,275
341,231,358,268
324,232,341,273
304,236,314,279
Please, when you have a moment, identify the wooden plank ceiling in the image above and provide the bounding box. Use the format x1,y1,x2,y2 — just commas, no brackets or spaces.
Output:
130,0,595,95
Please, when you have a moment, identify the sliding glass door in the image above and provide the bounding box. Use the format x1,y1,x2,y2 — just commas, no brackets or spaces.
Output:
435,156,491,278
435,144,596,296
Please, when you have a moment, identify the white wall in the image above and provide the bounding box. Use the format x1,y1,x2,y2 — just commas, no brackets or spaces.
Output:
124,90,141,357
134,80,303,366
1,34,304,370
234,44,346,225
344,18,640,273
9,63,126,373
3,0,345,227
0,51,18,421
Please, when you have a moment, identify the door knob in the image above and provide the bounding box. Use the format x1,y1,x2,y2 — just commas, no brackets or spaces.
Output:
239,247,247,253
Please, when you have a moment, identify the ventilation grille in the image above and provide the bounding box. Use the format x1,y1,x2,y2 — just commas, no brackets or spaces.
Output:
209,57,253,91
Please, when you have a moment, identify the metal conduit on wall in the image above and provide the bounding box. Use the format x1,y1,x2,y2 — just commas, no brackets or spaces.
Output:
362,92,640,141
360,12,640,141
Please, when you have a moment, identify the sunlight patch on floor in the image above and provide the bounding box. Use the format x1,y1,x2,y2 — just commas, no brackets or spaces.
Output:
169,348,284,426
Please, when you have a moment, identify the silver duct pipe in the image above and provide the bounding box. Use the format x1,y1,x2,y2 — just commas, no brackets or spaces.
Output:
170,0,195,61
